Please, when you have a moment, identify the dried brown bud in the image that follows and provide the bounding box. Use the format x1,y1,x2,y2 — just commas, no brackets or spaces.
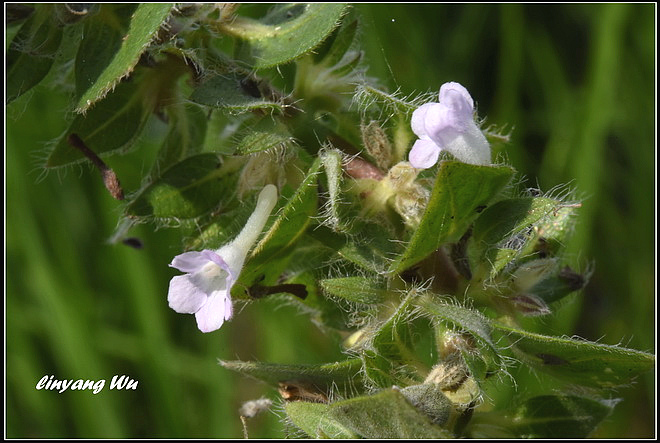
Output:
344,156,385,180
278,381,329,403
67,133,125,200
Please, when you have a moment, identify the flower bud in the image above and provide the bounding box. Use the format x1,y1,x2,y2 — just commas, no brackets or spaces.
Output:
511,258,556,292
509,293,551,317
424,353,480,410
361,120,392,171
400,383,453,426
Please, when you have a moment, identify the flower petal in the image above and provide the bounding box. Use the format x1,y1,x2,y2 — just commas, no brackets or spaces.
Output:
423,102,468,144
442,122,491,165
213,243,247,279
224,293,234,321
411,102,435,138
409,138,442,169
195,289,231,333
439,82,474,115
170,251,212,273
168,274,208,314
202,250,233,277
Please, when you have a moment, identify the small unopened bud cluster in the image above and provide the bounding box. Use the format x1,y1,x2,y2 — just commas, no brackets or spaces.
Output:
361,120,392,171
347,160,429,228
387,162,430,227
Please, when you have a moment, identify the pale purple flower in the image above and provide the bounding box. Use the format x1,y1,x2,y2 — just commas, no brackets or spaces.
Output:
409,82,491,168
167,185,278,333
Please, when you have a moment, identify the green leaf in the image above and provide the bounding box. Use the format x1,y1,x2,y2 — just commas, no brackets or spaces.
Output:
285,402,357,439
250,157,321,258
6,4,34,25
469,197,580,277
75,3,173,112
226,4,348,69
359,350,401,389
234,158,322,292
312,17,358,66
399,383,454,426
185,204,256,252
359,295,423,389
493,323,655,388
309,221,402,274
189,72,286,114
319,148,350,232
511,395,615,438
73,5,136,105
530,203,578,256
6,5,63,103
369,294,421,381
235,118,296,155
320,277,387,305
353,83,423,116
219,358,364,397
327,388,455,438
389,162,514,274
126,153,233,219
417,295,502,373
45,80,151,168
469,198,553,269
150,103,208,178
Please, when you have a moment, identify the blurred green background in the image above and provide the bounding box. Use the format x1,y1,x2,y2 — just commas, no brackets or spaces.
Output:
6,4,655,438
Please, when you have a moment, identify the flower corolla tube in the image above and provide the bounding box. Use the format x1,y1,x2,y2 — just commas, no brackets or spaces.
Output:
167,185,278,333
408,82,491,168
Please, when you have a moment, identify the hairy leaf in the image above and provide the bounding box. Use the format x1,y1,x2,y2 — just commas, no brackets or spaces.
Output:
390,162,514,274
219,358,363,396
190,72,286,114
320,276,387,305
150,103,208,178
76,3,173,112
126,153,233,219
233,158,322,293
469,197,580,277
226,4,348,69
73,5,136,105
308,224,401,273
512,395,615,438
365,294,422,386
418,295,502,374
327,388,455,438
6,5,63,103
493,323,655,388
285,402,357,438
46,80,151,168
235,118,296,155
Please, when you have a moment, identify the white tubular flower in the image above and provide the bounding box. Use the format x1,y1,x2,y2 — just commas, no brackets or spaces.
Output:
167,184,278,333
409,82,491,168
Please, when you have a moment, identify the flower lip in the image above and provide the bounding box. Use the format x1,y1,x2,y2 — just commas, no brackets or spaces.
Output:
170,250,214,273
439,82,474,113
